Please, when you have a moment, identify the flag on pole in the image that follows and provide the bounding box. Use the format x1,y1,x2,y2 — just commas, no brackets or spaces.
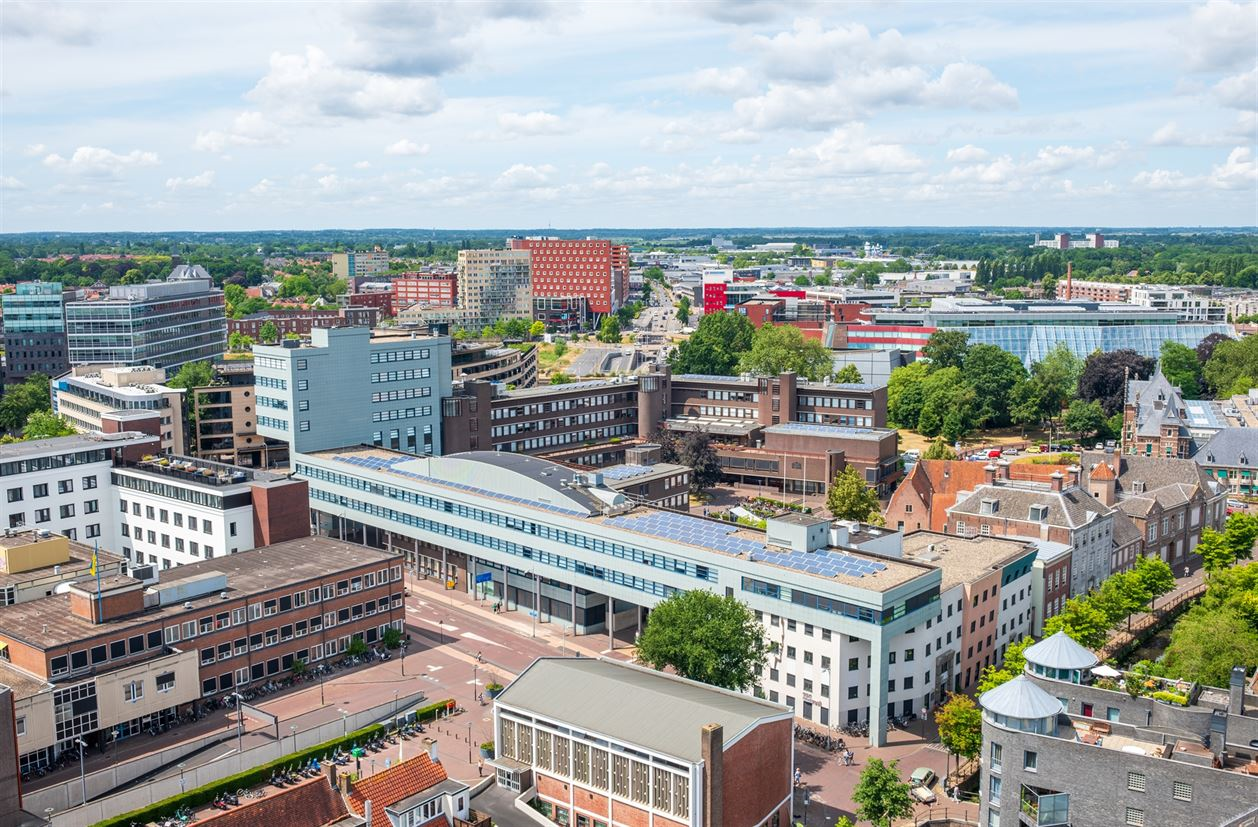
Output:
90,548,98,577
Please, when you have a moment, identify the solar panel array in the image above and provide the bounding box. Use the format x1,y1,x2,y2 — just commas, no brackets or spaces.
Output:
606,512,768,557
330,454,591,516
600,464,655,481
751,547,887,578
675,374,749,383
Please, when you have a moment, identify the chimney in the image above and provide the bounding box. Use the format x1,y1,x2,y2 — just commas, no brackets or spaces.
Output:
365,799,373,827
1230,666,1246,715
327,762,338,791
426,737,439,764
1067,465,1081,489
996,459,1011,481
1065,261,1072,301
701,724,724,827
984,464,998,485
1050,471,1064,493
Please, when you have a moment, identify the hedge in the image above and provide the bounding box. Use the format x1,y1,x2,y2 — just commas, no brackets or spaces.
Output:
93,698,454,827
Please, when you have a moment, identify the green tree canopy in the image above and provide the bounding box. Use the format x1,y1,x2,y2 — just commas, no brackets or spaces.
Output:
529,320,546,339
833,364,864,384
20,410,77,441
635,590,768,691
922,438,958,460
677,432,722,492
887,361,931,428
1029,342,1084,422
1077,349,1156,416
0,373,55,433
166,361,216,390
826,465,880,522
961,344,1027,428
597,316,622,343
852,758,915,827
1160,341,1203,399
1204,335,1258,398
976,636,1035,694
922,330,970,370
259,320,279,343
736,324,833,381
936,693,983,763
1062,399,1106,441
668,311,754,376
1162,608,1258,687
1043,596,1111,649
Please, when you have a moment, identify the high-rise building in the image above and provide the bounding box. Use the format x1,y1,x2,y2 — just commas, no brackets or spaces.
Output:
455,249,533,328
331,250,390,279
254,327,452,455
1,282,77,385
507,237,629,316
64,265,226,374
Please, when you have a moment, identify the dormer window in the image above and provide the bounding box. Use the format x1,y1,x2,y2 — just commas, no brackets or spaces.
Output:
1241,453,1249,466
1029,505,1049,522
981,499,999,515
1132,481,1146,494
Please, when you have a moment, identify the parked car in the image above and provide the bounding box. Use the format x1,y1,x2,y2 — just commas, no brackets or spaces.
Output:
911,785,938,804
1003,447,1020,456
1227,499,1246,509
1095,442,1104,450
1026,445,1042,454
1105,439,1117,449
910,767,937,788
987,449,1002,459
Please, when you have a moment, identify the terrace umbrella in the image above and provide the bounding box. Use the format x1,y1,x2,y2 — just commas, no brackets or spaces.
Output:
1091,665,1121,678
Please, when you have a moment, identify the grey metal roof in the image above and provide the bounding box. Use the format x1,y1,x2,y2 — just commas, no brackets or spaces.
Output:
0,431,155,460
1081,451,1223,503
495,658,789,762
1195,428,1258,469
1023,631,1099,671
980,675,1064,719
1127,369,1191,439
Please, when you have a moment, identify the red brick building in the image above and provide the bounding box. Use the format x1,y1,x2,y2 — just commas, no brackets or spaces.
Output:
507,237,629,316
229,309,342,339
393,273,457,311
490,658,792,827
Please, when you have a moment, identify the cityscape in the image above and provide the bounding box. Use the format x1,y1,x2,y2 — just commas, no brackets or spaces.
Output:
1,3,1257,827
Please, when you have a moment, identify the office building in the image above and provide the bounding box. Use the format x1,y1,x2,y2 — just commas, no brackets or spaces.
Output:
52,365,186,454
228,309,343,340
112,453,309,571
599,444,691,509
977,634,1258,827
0,537,403,775
332,251,390,280
392,272,458,310
532,295,589,333
451,341,538,388
856,298,1232,367
297,447,949,744
1,431,157,543
1055,279,1131,302
1,282,76,385
507,237,630,316
457,249,533,329
1032,231,1118,249
1129,284,1225,323
64,265,226,374
254,327,452,455
490,657,792,827
189,362,289,469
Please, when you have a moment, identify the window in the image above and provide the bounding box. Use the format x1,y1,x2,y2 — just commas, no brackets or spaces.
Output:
59,504,75,519
847,686,858,699
33,483,47,498
6,488,22,503
990,742,1002,772
1127,772,1145,792
1125,807,1145,826
1171,781,1192,802
15,716,25,737
848,657,859,671
1023,750,1037,772
58,479,74,494
82,476,97,490
989,775,1001,805
124,680,144,703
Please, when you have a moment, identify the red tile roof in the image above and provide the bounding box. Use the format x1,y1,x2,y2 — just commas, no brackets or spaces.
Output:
892,459,1069,533
1088,461,1116,481
195,775,352,827
347,752,449,816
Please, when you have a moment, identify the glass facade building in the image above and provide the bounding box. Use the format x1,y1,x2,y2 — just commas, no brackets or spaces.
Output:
2,282,74,384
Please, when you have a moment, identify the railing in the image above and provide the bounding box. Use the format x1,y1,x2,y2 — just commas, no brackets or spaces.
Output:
910,808,979,827
1098,580,1207,661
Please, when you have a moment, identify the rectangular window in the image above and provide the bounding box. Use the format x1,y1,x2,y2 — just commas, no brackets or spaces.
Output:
1023,751,1037,772
1125,808,1145,827
990,742,1002,772
1171,781,1192,802
1127,772,1146,792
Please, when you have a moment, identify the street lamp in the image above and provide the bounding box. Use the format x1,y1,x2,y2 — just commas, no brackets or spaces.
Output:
232,693,245,758
532,571,540,638
290,725,298,755
178,762,186,794
472,651,483,703
338,708,350,737
75,737,87,806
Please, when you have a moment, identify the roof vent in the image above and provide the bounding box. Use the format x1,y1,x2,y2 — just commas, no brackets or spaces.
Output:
184,601,193,609
220,591,229,600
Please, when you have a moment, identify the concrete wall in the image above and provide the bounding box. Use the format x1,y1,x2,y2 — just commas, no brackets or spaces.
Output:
29,689,430,826
0,686,22,827
95,648,201,734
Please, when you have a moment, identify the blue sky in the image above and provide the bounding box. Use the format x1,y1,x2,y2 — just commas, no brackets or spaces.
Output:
1,0,1255,231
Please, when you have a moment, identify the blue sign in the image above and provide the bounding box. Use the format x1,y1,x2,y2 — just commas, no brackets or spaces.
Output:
475,572,493,584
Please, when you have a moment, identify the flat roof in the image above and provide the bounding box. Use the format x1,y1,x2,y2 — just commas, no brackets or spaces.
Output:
665,416,761,436
0,536,399,651
599,462,689,486
764,422,894,440
0,661,52,699
505,377,636,399
497,658,788,762
901,531,1035,591
0,431,155,460
115,454,291,491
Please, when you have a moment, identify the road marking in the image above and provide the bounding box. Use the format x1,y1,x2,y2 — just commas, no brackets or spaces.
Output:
467,678,482,686
211,748,237,760
418,617,458,632
426,665,444,672
460,631,504,647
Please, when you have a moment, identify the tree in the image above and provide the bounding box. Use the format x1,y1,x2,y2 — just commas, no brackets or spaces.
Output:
1204,335,1258,398
259,321,279,343
675,295,691,323
1130,555,1176,604
1160,341,1202,398
976,636,1035,694
677,432,722,492
1196,332,1232,372
922,330,970,370
597,316,621,343
826,465,880,522
936,693,983,779
1062,399,1106,442
1198,528,1235,573
852,758,915,827
887,362,931,429
1077,349,1156,416
0,373,55,434
549,372,575,385
1162,608,1258,687
670,312,755,376
1043,596,1111,649
1029,343,1083,422
961,344,1027,428
833,364,864,384
20,410,76,440
1223,512,1258,563
736,324,834,381
635,590,768,691
551,340,568,358
793,274,811,286
915,367,976,440
529,320,546,340
922,438,957,460
166,361,216,390
228,331,255,352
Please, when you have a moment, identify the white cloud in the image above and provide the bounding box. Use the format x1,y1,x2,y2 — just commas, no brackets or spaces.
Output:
247,46,443,121
2,1,95,46
43,146,159,177
22,143,46,157
165,171,215,191
1151,114,1257,146
385,139,430,156
718,128,761,144
786,124,924,176
1183,0,1258,71
1026,145,1098,174
498,110,566,136
194,112,288,153
688,66,758,97
496,163,556,188
921,63,1019,109
749,20,917,85
1211,146,1257,189
946,145,989,163
1,177,27,191
354,160,372,169
1213,66,1258,110
1132,168,1195,190
249,178,275,196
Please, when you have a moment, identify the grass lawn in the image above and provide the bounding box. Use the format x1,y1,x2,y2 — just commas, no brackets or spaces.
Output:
536,342,582,380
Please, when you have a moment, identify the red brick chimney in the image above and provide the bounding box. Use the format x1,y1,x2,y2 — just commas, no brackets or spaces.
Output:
1050,471,1065,493
984,464,998,485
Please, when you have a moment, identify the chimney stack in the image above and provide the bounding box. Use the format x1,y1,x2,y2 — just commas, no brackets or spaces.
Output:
996,459,1011,481
984,464,998,485
365,799,373,827
1067,465,1081,489
426,737,439,764
701,724,724,827
1050,471,1064,493
1230,666,1246,716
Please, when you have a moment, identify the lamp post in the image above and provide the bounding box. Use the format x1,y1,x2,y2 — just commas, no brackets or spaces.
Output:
532,571,540,638
290,725,298,755
338,708,349,737
75,738,87,805
473,651,483,703
178,762,186,794
232,692,245,758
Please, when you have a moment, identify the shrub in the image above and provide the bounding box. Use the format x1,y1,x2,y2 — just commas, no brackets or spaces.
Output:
92,698,454,827
480,741,495,751
1151,690,1189,706
485,682,504,692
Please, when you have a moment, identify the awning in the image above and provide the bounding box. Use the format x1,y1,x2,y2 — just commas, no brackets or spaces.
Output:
487,756,530,773
1091,664,1121,678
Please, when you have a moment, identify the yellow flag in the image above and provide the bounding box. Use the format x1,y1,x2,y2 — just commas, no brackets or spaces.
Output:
90,550,98,577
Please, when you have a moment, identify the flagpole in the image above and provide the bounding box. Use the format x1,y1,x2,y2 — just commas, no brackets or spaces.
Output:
93,541,102,620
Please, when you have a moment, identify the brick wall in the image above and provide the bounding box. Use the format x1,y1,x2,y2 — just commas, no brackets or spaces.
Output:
719,718,791,827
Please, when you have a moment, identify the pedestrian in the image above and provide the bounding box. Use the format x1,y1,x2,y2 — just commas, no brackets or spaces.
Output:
1184,565,1190,578
794,768,801,787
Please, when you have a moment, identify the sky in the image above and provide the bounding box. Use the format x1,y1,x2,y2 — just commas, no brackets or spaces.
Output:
1,0,1256,232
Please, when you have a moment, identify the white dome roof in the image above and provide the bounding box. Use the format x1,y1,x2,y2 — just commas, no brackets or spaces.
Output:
980,675,1063,720
1023,631,1098,671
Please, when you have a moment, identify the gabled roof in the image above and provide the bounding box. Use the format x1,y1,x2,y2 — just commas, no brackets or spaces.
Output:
980,675,1064,720
1195,427,1258,469
1127,368,1190,438
197,776,359,827
347,753,454,817
1087,461,1116,481
1023,631,1099,671
949,482,1111,530
1080,451,1223,504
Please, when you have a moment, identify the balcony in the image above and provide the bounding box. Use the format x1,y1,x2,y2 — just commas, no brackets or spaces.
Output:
1019,785,1069,827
